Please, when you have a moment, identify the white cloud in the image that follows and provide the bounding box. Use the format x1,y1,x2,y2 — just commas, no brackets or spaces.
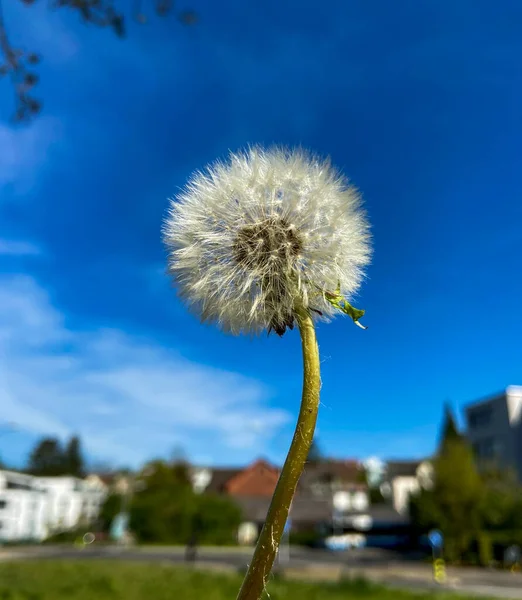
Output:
0,239,42,256
0,274,290,467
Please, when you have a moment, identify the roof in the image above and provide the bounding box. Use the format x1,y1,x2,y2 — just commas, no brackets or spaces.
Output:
463,388,518,411
0,470,42,492
94,473,117,485
233,495,335,524
205,468,243,494
88,472,129,485
232,495,408,527
300,460,365,488
225,459,279,496
385,460,423,478
204,458,365,496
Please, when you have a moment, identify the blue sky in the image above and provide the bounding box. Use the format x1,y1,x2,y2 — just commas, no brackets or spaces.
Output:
0,0,521,470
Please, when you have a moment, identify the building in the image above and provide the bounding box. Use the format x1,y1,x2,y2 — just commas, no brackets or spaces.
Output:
380,460,434,515
91,472,132,496
190,458,407,545
0,471,48,541
0,470,107,542
464,385,522,479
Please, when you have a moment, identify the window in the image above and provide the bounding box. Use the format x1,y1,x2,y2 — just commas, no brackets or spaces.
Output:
469,406,493,428
0,500,6,509
473,437,501,460
352,491,369,511
6,481,32,491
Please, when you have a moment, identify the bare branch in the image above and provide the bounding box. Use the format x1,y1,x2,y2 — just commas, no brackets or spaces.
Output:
0,0,198,124
0,0,42,122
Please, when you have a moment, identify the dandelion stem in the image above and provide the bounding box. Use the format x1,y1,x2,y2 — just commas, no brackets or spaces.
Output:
236,304,321,600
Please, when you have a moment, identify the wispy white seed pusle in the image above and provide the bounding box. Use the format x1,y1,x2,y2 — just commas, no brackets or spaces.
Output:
163,146,371,335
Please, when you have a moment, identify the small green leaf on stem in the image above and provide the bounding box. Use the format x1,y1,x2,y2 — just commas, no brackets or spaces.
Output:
324,284,367,329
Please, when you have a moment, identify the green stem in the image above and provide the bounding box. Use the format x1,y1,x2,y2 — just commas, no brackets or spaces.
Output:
236,305,321,600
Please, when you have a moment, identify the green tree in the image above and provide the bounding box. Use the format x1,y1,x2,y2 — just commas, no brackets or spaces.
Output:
26,437,65,476
437,402,462,454
129,460,196,543
412,404,522,563
410,438,484,562
128,459,241,545
63,435,85,477
192,493,242,546
434,439,484,560
479,465,522,531
410,405,486,562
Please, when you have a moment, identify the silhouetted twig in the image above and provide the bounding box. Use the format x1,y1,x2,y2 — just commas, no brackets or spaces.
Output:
0,0,198,123
0,0,42,122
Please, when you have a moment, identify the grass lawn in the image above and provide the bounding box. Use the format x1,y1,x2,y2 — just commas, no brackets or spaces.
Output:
0,560,485,600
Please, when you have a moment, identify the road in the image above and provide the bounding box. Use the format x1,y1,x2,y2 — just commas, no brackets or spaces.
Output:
1,545,522,598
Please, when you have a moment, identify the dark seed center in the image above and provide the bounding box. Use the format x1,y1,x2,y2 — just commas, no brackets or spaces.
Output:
233,217,302,269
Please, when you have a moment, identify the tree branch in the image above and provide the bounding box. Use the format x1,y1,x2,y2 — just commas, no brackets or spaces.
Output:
0,0,42,122
0,0,197,123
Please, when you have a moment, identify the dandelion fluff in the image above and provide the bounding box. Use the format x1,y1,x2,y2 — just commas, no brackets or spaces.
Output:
163,146,371,335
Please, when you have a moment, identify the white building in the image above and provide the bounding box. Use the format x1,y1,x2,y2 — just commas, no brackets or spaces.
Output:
0,470,107,542
0,471,48,541
465,385,522,480
380,460,434,515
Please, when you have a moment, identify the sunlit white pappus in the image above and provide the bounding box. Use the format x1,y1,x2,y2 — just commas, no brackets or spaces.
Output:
163,147,371,336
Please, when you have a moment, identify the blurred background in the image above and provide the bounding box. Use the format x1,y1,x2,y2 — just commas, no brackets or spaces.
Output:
0,0,521,597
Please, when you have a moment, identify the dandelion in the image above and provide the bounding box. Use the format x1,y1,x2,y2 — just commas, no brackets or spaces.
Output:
163,146,371,600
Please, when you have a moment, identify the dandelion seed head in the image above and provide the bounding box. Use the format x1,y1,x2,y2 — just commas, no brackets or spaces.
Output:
163,146,371,335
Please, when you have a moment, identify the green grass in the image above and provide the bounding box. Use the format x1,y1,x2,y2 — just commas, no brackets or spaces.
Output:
0,561,483,600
